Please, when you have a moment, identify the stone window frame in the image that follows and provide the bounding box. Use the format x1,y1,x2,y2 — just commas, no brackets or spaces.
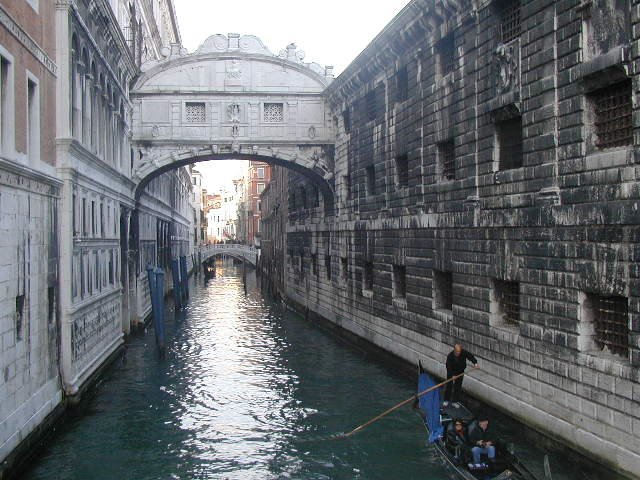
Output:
0,44,15,156
585,80,633,150
26,70,40,164
494,114,523,171
489,278,520,330
183,101,207,125
262,102,285,123
433,270,453,313
578,292,631,363
437,139,456,181
577,37,633,155
436,34,456,78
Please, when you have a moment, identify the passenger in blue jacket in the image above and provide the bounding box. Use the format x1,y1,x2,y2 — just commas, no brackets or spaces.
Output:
443,343,478,407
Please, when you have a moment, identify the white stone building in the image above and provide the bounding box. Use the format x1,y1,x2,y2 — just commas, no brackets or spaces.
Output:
53,0,182,403
206,186,242,242
0,0,61,467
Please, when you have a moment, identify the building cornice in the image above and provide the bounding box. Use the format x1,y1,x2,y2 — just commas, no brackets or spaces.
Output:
69,0,137,99
324,0,476,107
0,3,57,75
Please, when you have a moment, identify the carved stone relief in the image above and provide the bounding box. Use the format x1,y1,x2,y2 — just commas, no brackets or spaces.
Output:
494,42,519,95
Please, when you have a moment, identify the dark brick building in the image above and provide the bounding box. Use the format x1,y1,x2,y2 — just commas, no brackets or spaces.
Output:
260,1,640,476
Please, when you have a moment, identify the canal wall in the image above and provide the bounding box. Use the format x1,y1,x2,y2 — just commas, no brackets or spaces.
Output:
260,1,640,478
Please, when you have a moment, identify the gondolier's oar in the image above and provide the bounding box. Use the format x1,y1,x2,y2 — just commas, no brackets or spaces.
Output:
337,371,469,439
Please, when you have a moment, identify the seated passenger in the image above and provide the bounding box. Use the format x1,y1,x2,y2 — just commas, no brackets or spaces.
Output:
468,415,496,464
446,419,468,461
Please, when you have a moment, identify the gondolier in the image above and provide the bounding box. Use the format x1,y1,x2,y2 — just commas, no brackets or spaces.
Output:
444,343,478,407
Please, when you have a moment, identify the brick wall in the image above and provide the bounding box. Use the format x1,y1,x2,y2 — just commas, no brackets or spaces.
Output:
267,1,640,477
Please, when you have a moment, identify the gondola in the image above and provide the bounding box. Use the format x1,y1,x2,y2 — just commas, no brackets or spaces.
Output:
415,361,548,480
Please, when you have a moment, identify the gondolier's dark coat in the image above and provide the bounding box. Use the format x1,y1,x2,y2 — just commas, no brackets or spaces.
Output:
446,350,478,376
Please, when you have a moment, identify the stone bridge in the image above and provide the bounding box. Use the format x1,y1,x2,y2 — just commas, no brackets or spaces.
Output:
130,34,337,213
200,244,258,267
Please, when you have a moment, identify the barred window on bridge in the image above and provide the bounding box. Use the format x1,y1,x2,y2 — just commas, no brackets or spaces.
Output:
263,103,284,123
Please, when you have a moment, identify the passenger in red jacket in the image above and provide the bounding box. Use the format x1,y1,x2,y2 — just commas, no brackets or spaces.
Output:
443,343,479,407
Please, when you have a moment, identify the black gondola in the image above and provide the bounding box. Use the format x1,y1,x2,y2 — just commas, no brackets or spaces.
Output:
415,361,546,480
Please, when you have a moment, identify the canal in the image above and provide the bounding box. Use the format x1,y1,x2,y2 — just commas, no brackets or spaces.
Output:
24,262,600,480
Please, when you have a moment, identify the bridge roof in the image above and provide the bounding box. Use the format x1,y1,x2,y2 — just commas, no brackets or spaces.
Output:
133,34,334,94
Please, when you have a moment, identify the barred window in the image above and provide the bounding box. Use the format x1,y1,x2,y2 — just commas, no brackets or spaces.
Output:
263,103,284,123
185,102,206,123
365,90,376,122
397,66,408,102
434,270,453,311
366,165,376,195
393,265,407,299
589,81,633,149
325,255,332,280
364,261,374,291
492,279,519,325
341,257,349,279
497,116,523,170
312,254,318,276
439,34,455,75
438,140,455,180
588,294,629,358
500,0,521,44
343,108,351,133
396,154,409,187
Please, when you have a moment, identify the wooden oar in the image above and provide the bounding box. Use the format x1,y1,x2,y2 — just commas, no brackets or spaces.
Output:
337,371,468,439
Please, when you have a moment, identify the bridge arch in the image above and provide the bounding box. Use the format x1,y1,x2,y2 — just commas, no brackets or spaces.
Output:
130,34,337,214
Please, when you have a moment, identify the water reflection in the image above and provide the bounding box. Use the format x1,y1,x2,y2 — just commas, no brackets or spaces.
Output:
24,261,600,480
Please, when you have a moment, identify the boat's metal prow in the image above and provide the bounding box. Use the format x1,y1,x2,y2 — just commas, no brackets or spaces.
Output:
543,454,553,480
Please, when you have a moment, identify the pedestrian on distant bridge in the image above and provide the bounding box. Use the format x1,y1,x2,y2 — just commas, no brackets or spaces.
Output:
443,343,479,407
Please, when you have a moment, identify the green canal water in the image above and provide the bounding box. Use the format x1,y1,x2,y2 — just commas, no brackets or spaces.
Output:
24,263,603,479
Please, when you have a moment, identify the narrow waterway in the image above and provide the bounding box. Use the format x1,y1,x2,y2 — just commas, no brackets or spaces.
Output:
25,263,598,480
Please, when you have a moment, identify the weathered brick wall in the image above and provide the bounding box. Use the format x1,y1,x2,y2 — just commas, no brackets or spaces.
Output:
270,0,640,477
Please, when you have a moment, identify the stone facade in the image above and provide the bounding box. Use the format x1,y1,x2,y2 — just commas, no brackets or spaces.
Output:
260,0,640,477
0,0,62,465
260,165,289,299
1,0,189,472
244,160,271,246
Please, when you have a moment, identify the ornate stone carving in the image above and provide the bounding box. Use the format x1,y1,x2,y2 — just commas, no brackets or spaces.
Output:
71,297,120,363
226,59,242,79
308,126,316,139
227,103,241,122
494,43,519,95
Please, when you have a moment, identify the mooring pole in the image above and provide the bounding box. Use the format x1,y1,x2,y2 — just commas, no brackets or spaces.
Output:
180,255,189,301
243,256,247,294
154,267,165,350
171,258,182,310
